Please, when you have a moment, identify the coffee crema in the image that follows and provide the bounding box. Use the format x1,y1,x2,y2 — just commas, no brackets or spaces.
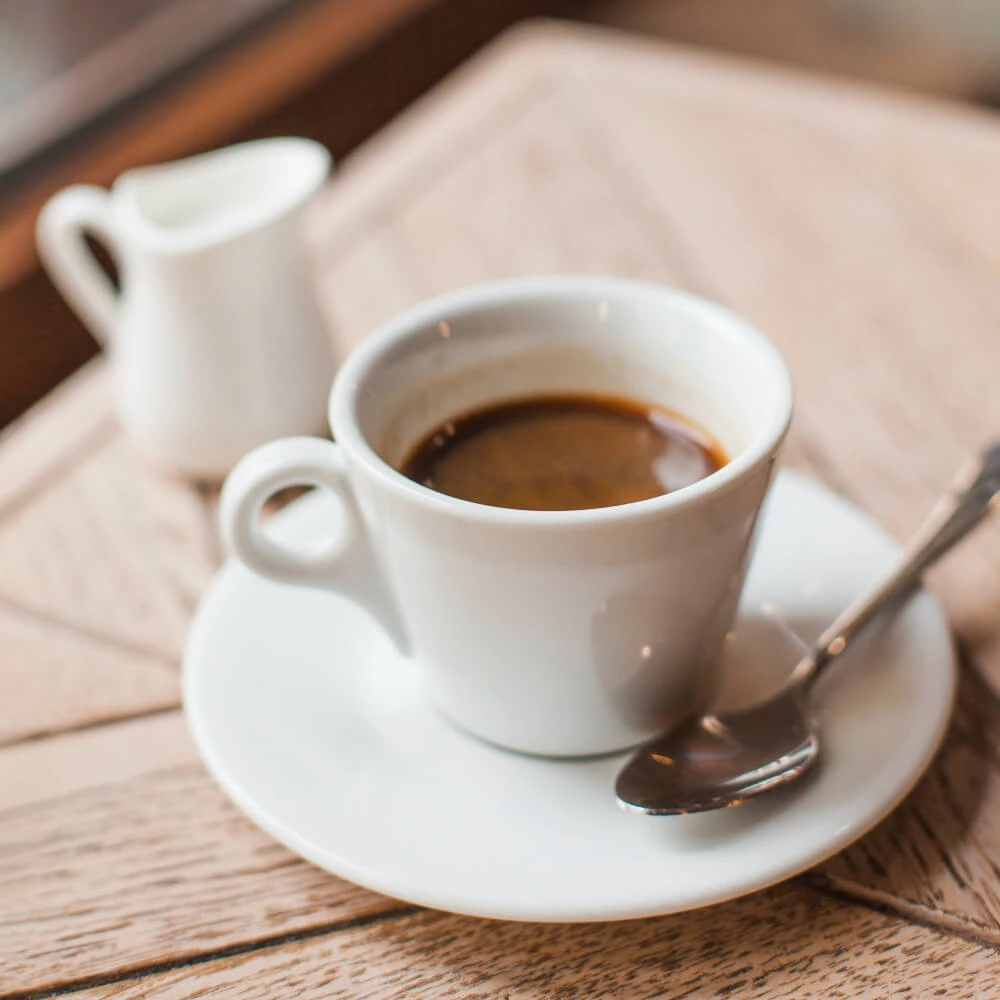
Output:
399,393,726,511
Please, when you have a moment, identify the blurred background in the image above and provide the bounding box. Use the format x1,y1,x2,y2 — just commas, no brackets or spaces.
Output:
3,0,999,430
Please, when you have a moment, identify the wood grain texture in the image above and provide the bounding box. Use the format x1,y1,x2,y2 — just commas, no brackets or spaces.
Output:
0,359,113,520
0,601,178,745
5,18,1000,998
0,433,217,664
0,711,196,811
71,884,1000,999
11,680,995,992
814,661,1000,943
0,713,395,996
0,387,218,738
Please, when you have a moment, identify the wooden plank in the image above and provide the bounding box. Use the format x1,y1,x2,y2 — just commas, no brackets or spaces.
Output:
0,433,218,662
305,21,554,259
0,359,113,520
0,711,196,811
309,25,709,348
815,662,1000,943
71,884,1000,999
390,82,696,291
314,223,425,363
0,601,178,745
0,360,213,740
0,712,396,997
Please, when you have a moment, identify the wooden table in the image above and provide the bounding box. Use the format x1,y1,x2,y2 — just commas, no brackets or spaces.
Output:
4,20,1000,997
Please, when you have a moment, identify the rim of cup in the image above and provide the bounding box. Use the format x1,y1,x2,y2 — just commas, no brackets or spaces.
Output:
330,275,793,527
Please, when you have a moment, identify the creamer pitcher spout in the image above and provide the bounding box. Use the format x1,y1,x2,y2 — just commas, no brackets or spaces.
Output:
115,139,332,253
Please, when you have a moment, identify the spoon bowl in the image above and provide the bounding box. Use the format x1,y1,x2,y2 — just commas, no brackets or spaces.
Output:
617,682,817,814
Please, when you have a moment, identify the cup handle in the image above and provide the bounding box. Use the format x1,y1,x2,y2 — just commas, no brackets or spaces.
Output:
220,437,411,655
36,186,121,346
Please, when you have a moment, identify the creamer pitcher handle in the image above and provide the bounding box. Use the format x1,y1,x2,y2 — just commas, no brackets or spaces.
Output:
220,437,411,655
36,186,120,345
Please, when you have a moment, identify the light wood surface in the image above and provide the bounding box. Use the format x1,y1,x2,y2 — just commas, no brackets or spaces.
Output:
65,885,1000,998
3,19,1000,997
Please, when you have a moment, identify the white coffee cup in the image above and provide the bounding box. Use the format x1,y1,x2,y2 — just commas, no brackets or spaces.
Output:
220,276,793,756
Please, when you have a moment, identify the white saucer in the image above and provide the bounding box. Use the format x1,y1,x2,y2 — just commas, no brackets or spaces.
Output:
184,470,956,922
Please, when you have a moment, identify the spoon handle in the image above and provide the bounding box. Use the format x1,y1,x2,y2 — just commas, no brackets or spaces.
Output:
802,442,1000,686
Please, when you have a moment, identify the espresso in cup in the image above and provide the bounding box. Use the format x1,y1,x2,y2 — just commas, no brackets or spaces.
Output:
400,393,726,510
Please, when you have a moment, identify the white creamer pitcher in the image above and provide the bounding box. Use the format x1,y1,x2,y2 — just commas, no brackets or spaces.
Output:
37,138,335,479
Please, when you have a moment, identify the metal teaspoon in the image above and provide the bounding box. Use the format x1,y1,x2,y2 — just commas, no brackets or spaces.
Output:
616,443,1000,816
